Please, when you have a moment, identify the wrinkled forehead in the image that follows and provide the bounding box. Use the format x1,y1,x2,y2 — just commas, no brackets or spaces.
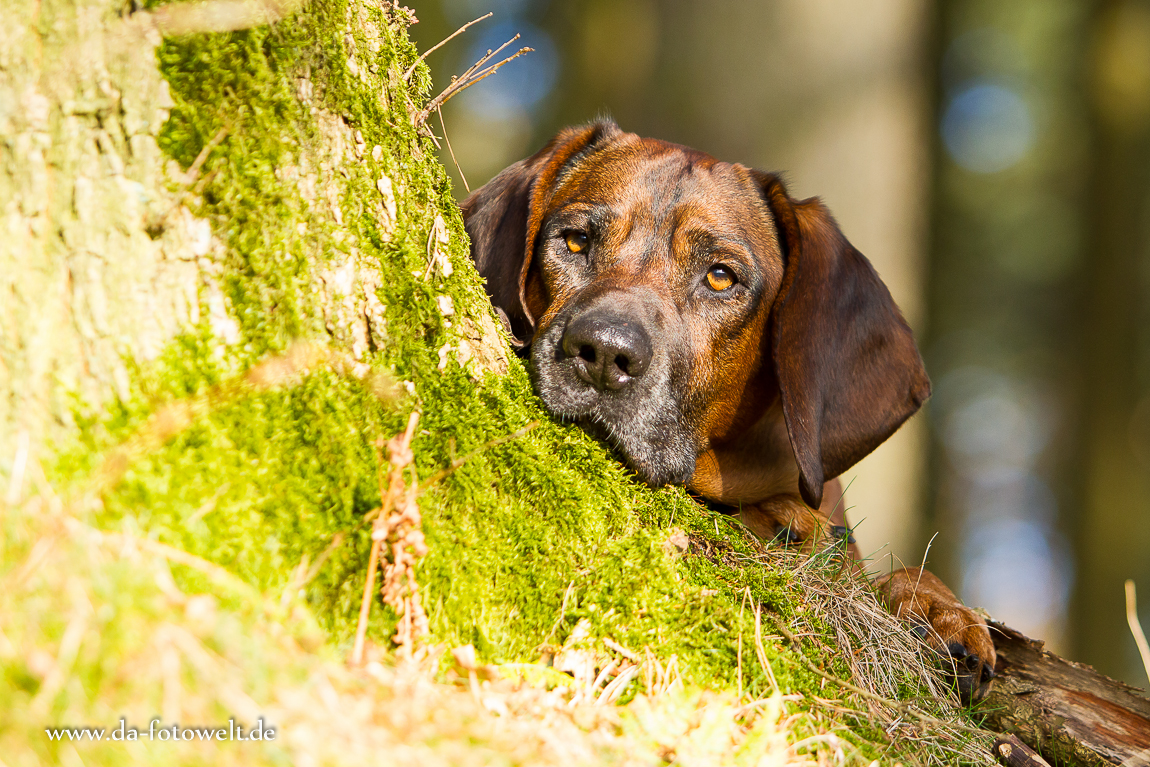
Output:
547,136,777,244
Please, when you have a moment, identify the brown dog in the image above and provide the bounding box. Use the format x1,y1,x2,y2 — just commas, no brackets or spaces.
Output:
462,120,996,702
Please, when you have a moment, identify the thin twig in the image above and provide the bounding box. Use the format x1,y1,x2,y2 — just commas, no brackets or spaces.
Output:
146,127,228,234
413,36,532,127
768,612,799,644
438,105,469,192
403,12,492,81
422,46,531,119
185,126,230,186
453,33,519,86
603,637,638,662
352,529,384,664
1125,579,1150,686
544,580,576,644
191,167,221,197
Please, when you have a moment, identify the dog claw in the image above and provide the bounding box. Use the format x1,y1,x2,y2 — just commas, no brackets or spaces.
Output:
945,641,997,703
829,525,856,544
780,526,803,545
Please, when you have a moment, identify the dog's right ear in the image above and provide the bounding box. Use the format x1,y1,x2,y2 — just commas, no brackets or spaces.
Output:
461,120,621,345
755,172,930,510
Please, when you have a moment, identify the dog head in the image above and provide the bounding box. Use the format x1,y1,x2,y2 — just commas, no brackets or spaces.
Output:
462,121,929,508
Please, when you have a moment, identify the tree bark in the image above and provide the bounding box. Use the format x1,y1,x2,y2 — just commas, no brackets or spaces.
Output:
1,0,189,452
984,620,1150,767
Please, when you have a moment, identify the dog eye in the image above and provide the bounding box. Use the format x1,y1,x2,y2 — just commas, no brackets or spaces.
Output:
563,231,589,254
705,265,737,291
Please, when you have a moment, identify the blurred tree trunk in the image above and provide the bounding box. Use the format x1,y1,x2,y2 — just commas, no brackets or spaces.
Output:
1075,0,1150,684
0,0,186,455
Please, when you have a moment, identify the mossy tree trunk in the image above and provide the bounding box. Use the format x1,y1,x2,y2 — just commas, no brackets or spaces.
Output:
2,0,551,644
0,0,764,685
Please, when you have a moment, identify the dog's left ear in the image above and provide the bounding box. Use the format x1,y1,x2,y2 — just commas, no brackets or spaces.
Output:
755,172,931,509
461,120,621,344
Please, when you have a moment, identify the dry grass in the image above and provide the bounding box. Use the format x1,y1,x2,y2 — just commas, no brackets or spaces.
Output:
696,532,999,766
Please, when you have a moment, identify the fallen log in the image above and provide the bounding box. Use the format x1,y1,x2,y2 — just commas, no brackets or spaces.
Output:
981,620,1150,767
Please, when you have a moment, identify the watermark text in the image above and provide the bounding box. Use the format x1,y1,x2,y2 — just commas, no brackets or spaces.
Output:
45,718,276,743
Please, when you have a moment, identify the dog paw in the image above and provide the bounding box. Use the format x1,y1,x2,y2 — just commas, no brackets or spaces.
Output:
877,567,997,703
737,496,849,553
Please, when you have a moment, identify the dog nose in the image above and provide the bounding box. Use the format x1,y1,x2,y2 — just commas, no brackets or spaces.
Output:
561,313,653,391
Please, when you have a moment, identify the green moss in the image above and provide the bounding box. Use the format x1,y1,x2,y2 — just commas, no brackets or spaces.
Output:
42,2,986,764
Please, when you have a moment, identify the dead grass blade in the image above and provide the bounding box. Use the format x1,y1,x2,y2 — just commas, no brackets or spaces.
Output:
696,530,999,765
1125,579,1150,686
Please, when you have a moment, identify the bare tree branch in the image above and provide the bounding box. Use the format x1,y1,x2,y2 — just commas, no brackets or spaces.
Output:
403,12,493,82
413,35,532,128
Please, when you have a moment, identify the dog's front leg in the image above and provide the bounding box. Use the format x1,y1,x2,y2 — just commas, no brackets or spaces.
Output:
737,478,859,556
876,567,997,702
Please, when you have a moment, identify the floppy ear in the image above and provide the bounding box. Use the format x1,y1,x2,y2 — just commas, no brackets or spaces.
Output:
461,120,621,344
756,172,931,509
